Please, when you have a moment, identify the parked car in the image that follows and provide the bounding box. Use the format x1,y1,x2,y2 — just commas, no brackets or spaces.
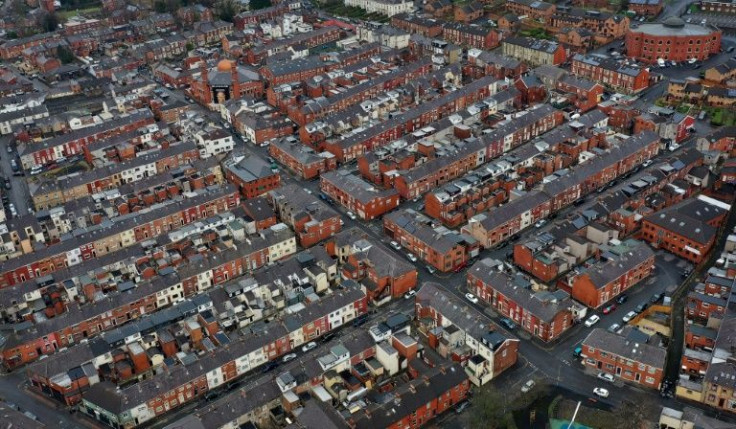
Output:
454,401,471,414
521,380,535,393
635,303,648,313
301,342,317,353
584,315,600,327
593,387,610,398
650,292,664,304
6,145,12,154
499,317,516,330
404,290,417,300
390,241,401,250
534,219,547,229
426,265,436,274
622,311,638,323
406,253,417,262
465,293,479,304
607,323,621,333
602,304,616,315
346,211,357,220
642,160,653,168
321,332,335,343
282,353,297,363
597,372,615,383
616,294,629,305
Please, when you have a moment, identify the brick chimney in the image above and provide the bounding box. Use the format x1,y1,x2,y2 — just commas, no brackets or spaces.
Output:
231,65,240,100
200,62,212,104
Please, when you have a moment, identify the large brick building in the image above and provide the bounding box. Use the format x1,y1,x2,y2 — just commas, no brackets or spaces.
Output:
383,209,479,273
223,154,281,199
566,240,654,309
320,170,400,220
625,17,722,63
467,261,582,342
639,196,729,264
571,54,651,93
581,328,666,389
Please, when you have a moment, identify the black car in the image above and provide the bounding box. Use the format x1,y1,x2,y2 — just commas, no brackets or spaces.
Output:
650,293,664,304
499,317,516,330
635,302,648,313
261,361,279,373
616,294,628,304
321,332,336,343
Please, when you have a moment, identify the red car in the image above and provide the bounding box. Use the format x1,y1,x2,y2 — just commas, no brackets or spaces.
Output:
602,304,617,315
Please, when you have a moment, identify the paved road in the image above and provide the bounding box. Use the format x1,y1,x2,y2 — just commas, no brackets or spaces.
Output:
0,134,31,217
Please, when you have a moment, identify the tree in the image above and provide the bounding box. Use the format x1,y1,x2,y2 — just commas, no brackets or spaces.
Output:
216,0,238,22
6,31,18,39
41,12,59,32
611,393,657,429
154,0,168,12
57,45,75,64
250,0,271,10
186,42,194,51
469,385,512,429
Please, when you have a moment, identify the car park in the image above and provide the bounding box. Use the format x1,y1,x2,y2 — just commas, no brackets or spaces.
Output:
622,311,637,323
593,387,610,398
301,342,317,353
584,314,600,327
465,293,479,304
499,317,516,330
597,372,615,383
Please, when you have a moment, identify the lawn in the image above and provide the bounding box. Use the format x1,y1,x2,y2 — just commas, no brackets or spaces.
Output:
57,6,101,19
319,1,388,21
709,108,736,126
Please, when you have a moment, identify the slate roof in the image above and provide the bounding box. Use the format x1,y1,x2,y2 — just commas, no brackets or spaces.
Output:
583,328,666,368
468,260,574,323
643,198,726,245
583,241,654,288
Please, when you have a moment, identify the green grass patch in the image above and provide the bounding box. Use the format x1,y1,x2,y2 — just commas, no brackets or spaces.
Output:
57,6,101,18
519,27,553,40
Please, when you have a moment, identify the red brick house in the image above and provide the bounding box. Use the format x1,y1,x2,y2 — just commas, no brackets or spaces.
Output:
327,228,418,302
383,210,479,272
454,2,484,23
415,282,519,385
269,138,336,180
269,184,342,248
581,328,666,389
467,261,580,342
223,154,281,199
629,0,664,17
639,196,729,264
243,196,278,231
506,0,556,21
320,171,400,220
349,363,470,429
566,241,654,308
571,54,651,94
442,22,500,50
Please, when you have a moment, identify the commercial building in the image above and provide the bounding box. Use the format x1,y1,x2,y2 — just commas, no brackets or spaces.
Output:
625,17,722,63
